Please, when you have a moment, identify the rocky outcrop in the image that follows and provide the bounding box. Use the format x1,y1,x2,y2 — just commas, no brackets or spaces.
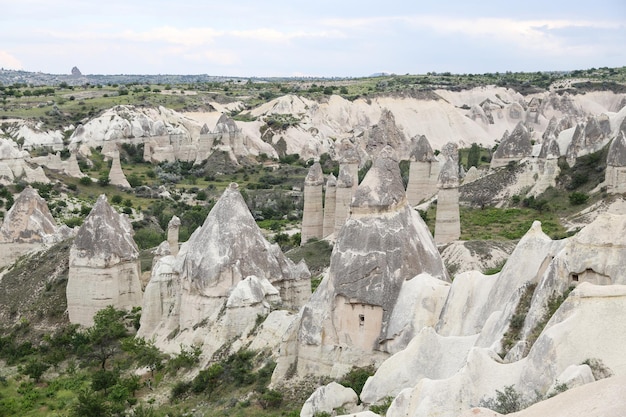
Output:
272,149,449,382
322,174,337,238
167,215,181,256
139,183,310,356
301,382,359,417
605,131,626,194
491,122,533,168
364,109,409,159
406,135,439,205
0,186,57,244
347,215,626,417
67,195,142,326
301,162,324,244
435,157,461,244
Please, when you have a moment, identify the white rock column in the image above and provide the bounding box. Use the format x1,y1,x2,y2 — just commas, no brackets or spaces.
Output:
334,164,356,237
167,215,181,256
322,174,337,238
301,163,325,244
435,157,461,244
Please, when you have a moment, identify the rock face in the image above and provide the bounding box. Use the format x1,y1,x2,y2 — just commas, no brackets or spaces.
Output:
301,162,324,244
491,122,533,168
435,157,461,244
0,186,57,243
344,214,626,417
605,131,626,194
406,135,439,205
301,382,359,417
272,149,449,382
322,174,337,238
139,183,311,356
67,195,142,326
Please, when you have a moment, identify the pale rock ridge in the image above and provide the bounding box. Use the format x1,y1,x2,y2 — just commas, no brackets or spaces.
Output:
566,115,612,165
301,162,325,244
108,149,131,188
360,217,626,417
406,135,439,205
605,131,626,194
434,157,461,244
0,138,50,185
28,152,85,178
139,183,310,357
67,194,142,326
322,174,337,238
491,122,533,168
272,153,449,382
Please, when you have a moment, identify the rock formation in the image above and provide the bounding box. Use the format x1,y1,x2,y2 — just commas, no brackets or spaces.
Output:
139,183,311,357
167,215,181,256
0,186,57,244
605,131,626,194
364,109,409,159
345,215,626,417
491,122,533,168
67,195,143,326
272,148,449,382
301,162,325,244
334,164,356,237
434,157,461,244
406,135,439,205
108,148,131,188
0,186,73,268
322,174,337,238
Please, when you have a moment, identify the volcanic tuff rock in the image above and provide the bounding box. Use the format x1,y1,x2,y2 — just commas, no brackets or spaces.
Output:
491,122,533,168
301,382,359,417
349,214,626,417
108,149,131,188
406,135,439,205
435,156,461,244
364,109,409,159
67,194,142,326
272,150,449,382
605,131,626,193
322,174,337,238
301,162,324,243
139,183,310,356
0,186,57,244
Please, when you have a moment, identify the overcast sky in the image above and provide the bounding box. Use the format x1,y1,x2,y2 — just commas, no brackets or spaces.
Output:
1,0,625,77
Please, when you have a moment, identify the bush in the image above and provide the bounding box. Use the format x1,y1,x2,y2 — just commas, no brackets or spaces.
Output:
479,385,524,414
339,365,375,398
170,381,191,401
259,389,283,409
569,191,589,205
79,176,93,186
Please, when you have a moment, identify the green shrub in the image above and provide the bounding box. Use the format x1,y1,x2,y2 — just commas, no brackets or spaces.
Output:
569,191,589,205
339,365,375,398
479,385,524,414
259,389,283,409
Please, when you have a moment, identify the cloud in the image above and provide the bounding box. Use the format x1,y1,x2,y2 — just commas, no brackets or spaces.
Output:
0,51,23,70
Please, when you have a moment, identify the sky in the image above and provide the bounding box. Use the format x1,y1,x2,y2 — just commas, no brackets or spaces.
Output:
1,0,625,77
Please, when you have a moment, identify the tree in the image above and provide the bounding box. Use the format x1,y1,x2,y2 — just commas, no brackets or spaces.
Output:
21,358,50,382
122,337,166,377
98,173,110,187
71,389,111,417
87,306,128,369
467,143,481,169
